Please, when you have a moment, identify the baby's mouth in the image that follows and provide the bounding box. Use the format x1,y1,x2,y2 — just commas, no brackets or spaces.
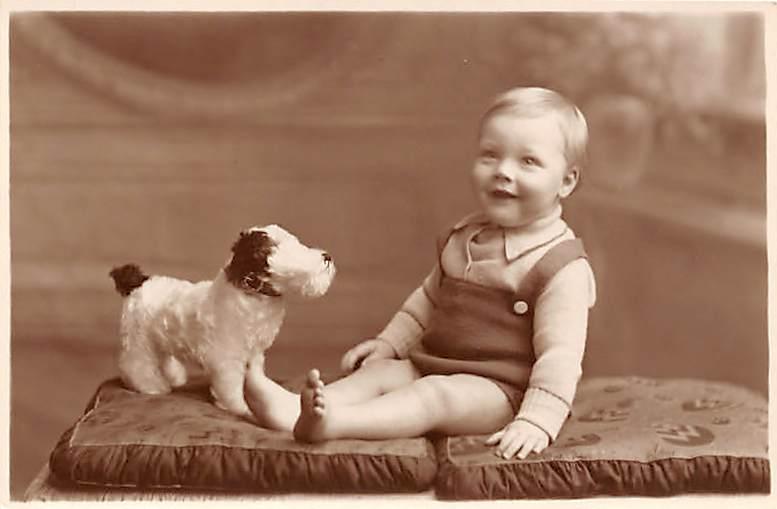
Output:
489,189,517,199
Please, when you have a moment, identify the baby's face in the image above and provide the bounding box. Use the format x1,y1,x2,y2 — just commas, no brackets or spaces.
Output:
472,112,578,228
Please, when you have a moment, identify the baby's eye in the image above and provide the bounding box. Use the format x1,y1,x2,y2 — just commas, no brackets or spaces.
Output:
479,149,499,161
522,156,541,166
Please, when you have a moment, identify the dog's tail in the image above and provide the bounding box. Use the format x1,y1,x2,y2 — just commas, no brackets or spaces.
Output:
109,264,150,297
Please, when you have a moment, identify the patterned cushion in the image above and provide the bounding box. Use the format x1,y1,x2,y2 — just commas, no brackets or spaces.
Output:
48,376,769,498
48,378,437,494
435,377,770,499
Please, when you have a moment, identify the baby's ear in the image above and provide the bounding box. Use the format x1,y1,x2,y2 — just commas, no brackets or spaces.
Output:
559,166,580,198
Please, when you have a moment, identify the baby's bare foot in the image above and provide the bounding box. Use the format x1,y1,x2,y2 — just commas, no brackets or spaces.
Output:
244,358,298,431
293,369,329,443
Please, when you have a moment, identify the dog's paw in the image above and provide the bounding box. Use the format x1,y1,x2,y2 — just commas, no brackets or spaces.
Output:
209,386,252,417
162,356,188,387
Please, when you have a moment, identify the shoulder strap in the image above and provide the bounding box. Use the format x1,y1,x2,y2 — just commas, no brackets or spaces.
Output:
516,239,587,304
436,227,456,257
434,227,457,281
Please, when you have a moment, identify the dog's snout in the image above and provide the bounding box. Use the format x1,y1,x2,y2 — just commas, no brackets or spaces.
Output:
322,252,332,263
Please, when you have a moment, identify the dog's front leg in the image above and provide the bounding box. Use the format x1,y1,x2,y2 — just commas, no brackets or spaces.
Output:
207,358,252,417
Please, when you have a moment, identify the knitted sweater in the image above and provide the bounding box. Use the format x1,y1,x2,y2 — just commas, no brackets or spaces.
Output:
376,205,596,439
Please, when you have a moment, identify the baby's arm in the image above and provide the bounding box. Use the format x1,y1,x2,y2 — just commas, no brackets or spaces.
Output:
375,265,441,357
491,258,595,458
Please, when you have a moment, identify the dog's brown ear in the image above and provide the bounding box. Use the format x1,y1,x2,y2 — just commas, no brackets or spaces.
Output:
226,229,280,297
233,229,266,253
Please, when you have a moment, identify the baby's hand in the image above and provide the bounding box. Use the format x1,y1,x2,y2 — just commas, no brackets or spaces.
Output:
340,339,396,374
485,419,550,460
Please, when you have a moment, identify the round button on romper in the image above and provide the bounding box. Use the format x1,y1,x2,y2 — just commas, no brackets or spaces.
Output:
513,301,529,315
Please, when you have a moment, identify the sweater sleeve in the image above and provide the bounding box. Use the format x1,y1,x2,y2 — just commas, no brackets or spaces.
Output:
515,258,596,440
376,265,441,358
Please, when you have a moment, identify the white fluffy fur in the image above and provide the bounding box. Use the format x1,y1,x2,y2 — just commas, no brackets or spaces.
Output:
115,224,335,418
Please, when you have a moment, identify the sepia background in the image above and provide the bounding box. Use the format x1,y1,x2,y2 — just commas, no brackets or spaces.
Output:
8,10,767,499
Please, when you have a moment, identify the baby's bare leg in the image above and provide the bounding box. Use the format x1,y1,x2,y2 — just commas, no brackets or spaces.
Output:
245,353,299,430
294,371,514,442
325,358,420,404
246,357,418,431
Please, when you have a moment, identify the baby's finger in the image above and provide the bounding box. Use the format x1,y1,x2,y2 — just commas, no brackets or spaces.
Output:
341,344,369,372
517,438,539,460
494,429,519,455
339,351,356,373
360,352,382,367
485,430,505,445
348,346,370,366
500,437,524,460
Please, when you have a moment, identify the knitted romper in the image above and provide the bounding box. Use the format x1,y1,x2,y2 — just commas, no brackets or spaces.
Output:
407,235,587,412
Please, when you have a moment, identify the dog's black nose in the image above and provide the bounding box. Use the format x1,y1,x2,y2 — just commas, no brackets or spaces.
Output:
322,252,332,263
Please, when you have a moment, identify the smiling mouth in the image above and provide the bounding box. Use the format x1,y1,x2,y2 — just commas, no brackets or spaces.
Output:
489,189,517,199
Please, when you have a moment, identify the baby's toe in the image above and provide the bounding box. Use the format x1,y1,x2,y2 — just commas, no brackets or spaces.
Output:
306,369,321,386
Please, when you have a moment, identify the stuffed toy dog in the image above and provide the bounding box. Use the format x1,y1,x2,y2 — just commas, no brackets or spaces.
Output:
109,224,335,418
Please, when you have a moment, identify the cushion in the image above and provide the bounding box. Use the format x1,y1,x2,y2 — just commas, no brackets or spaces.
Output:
435,376,769,499
48,377,437,494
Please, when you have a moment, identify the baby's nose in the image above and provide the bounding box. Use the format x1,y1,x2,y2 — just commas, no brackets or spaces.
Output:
495,160,517,179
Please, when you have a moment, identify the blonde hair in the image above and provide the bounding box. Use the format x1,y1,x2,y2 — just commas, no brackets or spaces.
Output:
479,87,589,171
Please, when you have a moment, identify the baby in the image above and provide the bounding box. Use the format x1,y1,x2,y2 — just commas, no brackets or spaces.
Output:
246,86,596,460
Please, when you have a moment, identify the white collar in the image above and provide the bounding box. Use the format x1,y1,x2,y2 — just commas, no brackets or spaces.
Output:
453,205,568,261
